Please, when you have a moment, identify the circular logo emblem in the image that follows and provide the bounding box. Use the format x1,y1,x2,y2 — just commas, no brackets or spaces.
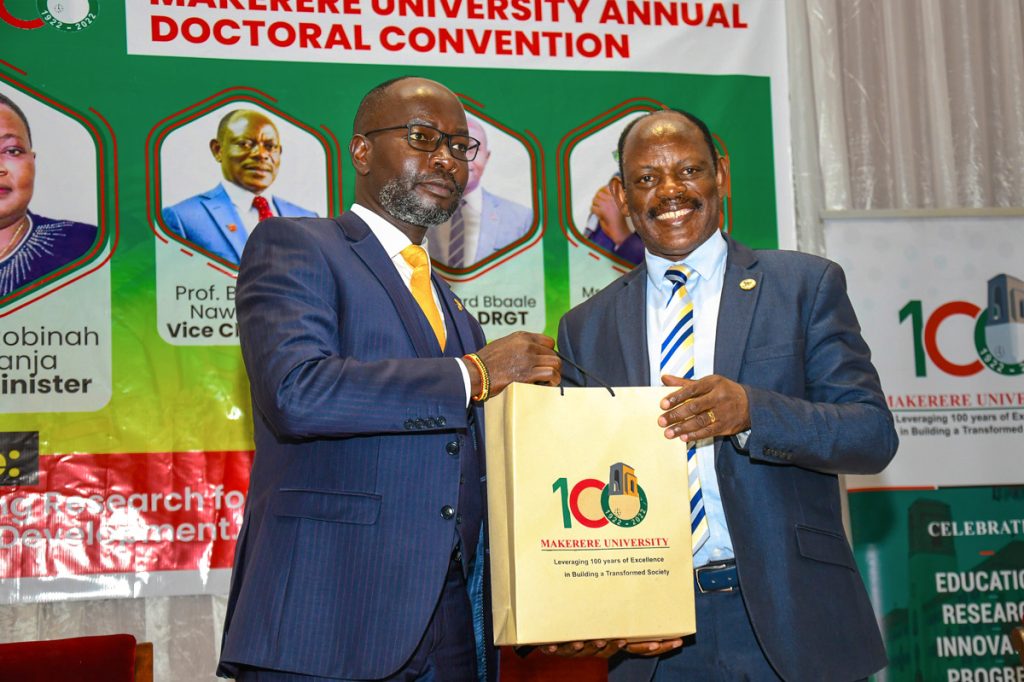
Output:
600,484,649,528
39,0,98,31
974,310,1024,376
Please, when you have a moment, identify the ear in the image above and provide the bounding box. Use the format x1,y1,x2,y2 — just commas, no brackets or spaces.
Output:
350,134,371,176
209,139,222,162
715,154,731,199
610,174,629,217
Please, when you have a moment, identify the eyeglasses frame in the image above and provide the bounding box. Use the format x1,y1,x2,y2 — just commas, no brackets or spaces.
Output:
361,123,481,162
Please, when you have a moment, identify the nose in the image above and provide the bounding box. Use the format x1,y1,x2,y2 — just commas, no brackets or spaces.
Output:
428,143,458,173
656,174,686,199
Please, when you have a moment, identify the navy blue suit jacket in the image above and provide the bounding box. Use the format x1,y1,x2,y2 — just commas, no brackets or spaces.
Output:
218,212,489,679
162,183,316,266
557,236,898,682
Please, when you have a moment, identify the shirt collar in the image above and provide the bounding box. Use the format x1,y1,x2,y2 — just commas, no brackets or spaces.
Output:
351,203,434,258
221,180,273,213
645,230,728,293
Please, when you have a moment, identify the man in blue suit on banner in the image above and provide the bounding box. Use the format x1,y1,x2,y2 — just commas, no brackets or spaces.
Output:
553,109,898,681
218,77,560,681
162,109,317,266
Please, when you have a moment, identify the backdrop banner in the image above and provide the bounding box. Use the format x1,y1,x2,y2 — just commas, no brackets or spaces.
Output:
825,215,1024,682
0,0,791,603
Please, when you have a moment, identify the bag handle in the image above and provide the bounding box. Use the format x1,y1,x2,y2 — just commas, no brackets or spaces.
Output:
555,351,616,397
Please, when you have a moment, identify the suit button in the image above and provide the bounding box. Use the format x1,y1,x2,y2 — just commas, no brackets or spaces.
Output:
453,548,463,563
424,417,436,428
414,418,425,428
404,419,414,430
441,505,455,520
456,513,463,525
437,416,447,427
446,440,460,456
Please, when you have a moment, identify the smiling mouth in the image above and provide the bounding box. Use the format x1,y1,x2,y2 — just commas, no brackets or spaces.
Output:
656,207,692,220
651,198,703,222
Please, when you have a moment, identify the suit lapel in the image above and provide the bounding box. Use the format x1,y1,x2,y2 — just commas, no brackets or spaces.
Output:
615,265,650,386
203,186,247,261
714,237,761,382
434,272,478,354
713,237,760,460
272,196,290,216
338,213,437,358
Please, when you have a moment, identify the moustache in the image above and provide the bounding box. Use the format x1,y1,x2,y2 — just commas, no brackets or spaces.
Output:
647,196,702,220
417,171,465,196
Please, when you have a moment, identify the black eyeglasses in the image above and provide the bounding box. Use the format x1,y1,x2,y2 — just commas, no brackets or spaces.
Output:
362,123,481,162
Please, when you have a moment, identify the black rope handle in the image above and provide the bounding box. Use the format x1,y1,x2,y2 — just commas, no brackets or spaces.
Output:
555,351,615,397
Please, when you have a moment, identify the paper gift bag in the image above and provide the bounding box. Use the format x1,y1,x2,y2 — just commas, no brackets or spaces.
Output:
485,382,696,645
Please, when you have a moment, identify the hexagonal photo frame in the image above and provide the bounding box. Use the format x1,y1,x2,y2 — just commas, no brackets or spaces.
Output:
150,91,334,272
429,99,544,280
0,78,108,313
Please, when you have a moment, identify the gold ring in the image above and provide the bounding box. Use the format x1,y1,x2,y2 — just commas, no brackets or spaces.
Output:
707,409,716,424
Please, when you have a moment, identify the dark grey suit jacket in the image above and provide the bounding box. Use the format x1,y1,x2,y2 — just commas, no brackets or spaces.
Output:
557,235,898,682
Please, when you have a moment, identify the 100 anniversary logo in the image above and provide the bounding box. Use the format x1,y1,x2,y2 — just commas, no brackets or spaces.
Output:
552,462,648,529
899,273,1024,377
0,1,97,31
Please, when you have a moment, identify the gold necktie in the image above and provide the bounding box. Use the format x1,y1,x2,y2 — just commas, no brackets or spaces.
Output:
400,244,446,350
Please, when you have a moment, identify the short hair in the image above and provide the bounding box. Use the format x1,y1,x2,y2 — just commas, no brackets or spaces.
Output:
0,92,32,144
353,76,418,133
617,108,718,178
215,109,275,141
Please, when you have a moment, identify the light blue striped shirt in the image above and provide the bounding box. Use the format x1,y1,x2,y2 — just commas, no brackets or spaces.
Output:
644,231,734,567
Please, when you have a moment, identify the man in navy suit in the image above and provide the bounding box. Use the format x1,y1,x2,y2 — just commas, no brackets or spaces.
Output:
428,115,532,269
552,109,898,681
217,77,560,681
162,109,317,266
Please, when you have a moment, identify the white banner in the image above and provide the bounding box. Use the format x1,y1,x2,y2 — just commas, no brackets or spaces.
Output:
825,214,1024,490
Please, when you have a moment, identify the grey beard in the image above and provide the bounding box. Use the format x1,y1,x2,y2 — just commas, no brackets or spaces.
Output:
378,177,461,228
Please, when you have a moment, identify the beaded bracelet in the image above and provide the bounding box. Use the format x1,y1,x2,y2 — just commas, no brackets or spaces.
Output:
463,353,490,403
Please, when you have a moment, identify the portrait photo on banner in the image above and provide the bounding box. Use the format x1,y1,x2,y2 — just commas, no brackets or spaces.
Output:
157,102,328,268
427,111,536,271
569,111,646,267
0,83,101,303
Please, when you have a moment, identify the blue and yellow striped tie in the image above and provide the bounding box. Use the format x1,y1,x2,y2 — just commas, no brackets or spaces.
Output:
661,264,709,554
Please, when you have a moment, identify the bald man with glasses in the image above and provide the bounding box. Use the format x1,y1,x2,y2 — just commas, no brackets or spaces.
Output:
217,77,560,682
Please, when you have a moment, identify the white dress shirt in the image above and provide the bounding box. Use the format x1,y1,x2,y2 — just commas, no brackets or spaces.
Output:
351,204,472,403
222,181,278,236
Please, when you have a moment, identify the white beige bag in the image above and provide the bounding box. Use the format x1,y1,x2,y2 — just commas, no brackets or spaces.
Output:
485,383,696,645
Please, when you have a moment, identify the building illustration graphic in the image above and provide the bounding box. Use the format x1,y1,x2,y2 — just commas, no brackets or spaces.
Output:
986,274,1024,365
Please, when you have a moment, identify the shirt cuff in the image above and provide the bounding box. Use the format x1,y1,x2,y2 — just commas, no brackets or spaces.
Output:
457,357,472,407
732,429,751,451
